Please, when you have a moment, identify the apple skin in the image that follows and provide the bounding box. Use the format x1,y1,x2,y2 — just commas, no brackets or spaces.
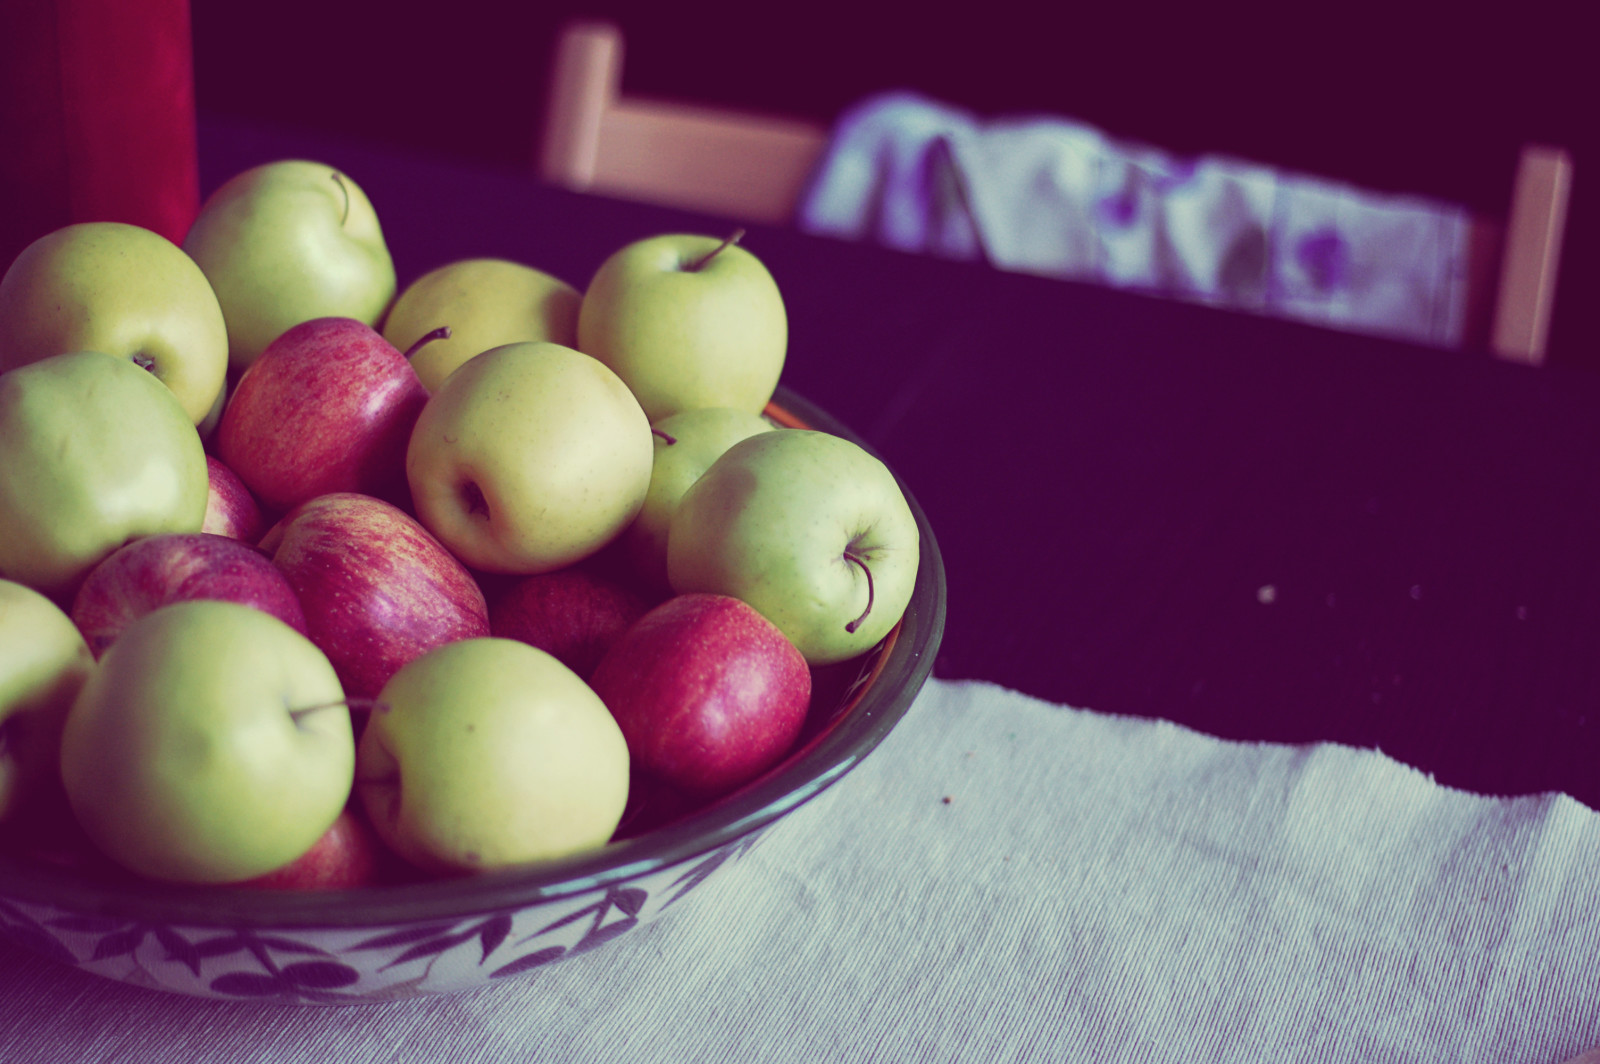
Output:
356,637,631,874
182,160,396,375
488,565,653,681
668,430,920,666
58,600,355,885
217,317,429,515
624,407,775,592
237,806,385,890
0,350,209,600
589,593,811,797
382,257,583,393
0,221,229,425
69,532,308,660
202,455,267,543
0,580,94,826
405,340,654,575
260,492,490,702
577,232,787,423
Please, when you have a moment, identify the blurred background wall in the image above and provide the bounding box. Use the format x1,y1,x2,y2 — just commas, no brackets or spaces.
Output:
189,0,1594,369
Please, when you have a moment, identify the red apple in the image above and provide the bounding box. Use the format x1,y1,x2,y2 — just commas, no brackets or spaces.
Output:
237,806,385,890
589,593,811,797
489,565,653,680
260,492,489,702
201,454,267,543
70,532,308,659
215,317,428,514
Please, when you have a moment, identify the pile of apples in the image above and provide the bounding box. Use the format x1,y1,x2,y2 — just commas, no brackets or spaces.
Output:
0,160,920,889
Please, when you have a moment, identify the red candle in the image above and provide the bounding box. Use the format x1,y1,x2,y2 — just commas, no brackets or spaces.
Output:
0,0,199,266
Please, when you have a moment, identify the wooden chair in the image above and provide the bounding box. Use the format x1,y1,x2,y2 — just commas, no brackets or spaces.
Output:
538,20,828,227
539,19,1573,364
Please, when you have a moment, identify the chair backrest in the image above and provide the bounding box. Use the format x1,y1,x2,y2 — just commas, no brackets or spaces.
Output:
539,19,1572,365
539,20,827,226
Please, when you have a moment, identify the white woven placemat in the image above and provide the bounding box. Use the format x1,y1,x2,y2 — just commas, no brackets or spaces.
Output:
4,677,1597,1063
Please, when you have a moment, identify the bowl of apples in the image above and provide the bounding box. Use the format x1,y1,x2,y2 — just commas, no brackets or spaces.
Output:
0,164,945,1003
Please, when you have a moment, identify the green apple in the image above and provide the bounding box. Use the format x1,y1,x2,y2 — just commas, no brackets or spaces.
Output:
0,350,209,599
59,599,354,884
576,231,788,423
183,160,396,374
667,429,920,665
0,222,228,425
0,580,94,824
624,407,776,591
382,257,582,393
406,340,653,574
356,637,629,873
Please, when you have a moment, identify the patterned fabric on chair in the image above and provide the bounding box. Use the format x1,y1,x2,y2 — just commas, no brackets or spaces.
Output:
799,91,1474,349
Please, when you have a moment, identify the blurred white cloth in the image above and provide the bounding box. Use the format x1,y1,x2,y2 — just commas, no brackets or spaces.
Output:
3,676,1599,1062
800,92,1473,348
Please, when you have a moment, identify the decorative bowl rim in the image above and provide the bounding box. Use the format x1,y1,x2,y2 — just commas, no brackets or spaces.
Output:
0,384,947,929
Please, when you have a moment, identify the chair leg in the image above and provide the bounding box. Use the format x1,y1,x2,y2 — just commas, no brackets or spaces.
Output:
539,20,622,189
1491,143,1574,364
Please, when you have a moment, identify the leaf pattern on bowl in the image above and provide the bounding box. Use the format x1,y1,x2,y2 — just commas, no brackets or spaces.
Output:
0,828,772,1002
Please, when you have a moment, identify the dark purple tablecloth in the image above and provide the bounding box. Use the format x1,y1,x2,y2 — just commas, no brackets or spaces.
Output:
199,116,1600,810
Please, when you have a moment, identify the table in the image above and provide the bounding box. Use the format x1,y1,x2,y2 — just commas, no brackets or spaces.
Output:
203,116,1600,807
4,117,1600,1062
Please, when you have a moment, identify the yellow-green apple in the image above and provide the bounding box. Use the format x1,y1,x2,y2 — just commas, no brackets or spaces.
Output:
0,580,93,825
238,806,386,890
202,455,266,543
69,532,307,660
589,593,810,797
668,430,920,665
382,257,583,393
576,232,787,422
406,341,653,574
0,221,228,425
624,407,775,591
182,160,396,374
0,350,209,600
216,317,428,514
489,565,652,681
356,637,630,874
259,493,489,702
59,599,355,884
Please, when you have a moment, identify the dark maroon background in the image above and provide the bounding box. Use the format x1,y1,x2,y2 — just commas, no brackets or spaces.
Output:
187,0,1595,368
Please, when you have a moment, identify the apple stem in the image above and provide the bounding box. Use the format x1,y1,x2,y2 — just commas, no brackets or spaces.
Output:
290,697,386,724
843,549,875,633
684,229,746,273
651,428,678,445
403,325,452,360
331,171,351,226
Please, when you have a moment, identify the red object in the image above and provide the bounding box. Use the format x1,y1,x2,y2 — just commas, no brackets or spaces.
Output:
590,593,812,797
239,808,388,891
202,455,268,544
70,531,309,659
259,493,491,702
0,0,199,267
489,566,653,681
217,318,430,516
